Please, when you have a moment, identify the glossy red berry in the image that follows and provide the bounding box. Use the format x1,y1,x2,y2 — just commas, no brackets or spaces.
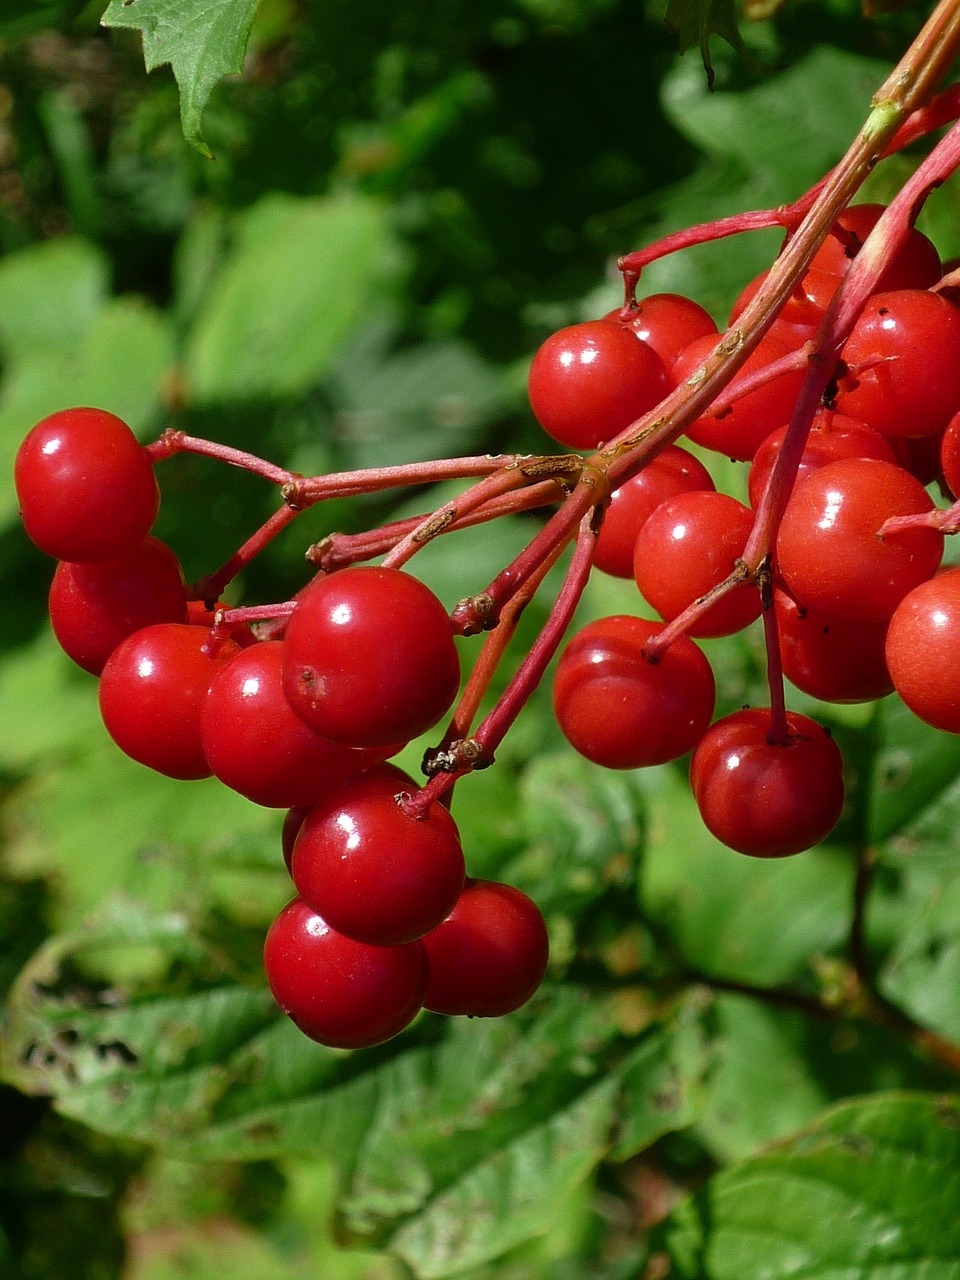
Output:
837,290,960,438
48,536,188,675
775,589,893,704
605,292,718,370
672,334,805,461
553,615,715,768
422,879,549,1017
690,708,845,857
594,445,714,579
15,407,160,562
633,491,761,637
776,457,943,623
98,623,240,779
282,567,460,747
290,765,465,946
940,411,960,498
527,320,668,450
808,203,941,292
264,898,427,1048
202,641,384,808
747,412,895,510
885,569,960,733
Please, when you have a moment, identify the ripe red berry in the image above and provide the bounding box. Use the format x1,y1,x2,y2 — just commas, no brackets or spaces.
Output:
290,765,465,946
747,412,895,510
808,203,941,292
553,615,715,768
98,623,240,779
48,536,188,675
282,566,460,747
689,708,845,857
527,319,668,450
940,411,960,498
605,292,718,369
594,445,714,579
776,457,943,623
15,407,160,562
837,290,960,438
885,569,960,733
202,641,385,808
264,898,427,1048
633,491,761,637
421,879,549,1017
775,589,893,704
672,334,806,461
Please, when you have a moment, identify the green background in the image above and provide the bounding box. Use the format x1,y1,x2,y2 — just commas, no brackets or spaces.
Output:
2,1,960,1277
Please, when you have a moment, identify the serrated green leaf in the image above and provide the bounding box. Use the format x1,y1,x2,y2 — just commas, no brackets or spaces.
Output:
101,0,262,156
183,194,392,402
389,1075,618,1279
663,1093,960,1278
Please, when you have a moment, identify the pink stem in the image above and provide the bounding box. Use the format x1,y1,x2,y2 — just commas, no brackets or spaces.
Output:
192,504,301,601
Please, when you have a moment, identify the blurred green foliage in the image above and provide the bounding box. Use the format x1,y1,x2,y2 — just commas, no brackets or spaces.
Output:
2,1,960,1277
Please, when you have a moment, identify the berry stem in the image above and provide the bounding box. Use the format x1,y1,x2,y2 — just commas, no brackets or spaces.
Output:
147,429,297,487
192,503,302,601
406,509,599,815
306,479,565,572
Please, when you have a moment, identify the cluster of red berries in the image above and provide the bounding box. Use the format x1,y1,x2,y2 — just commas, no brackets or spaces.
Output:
15,200,960,1046
533,204,960,858
14,407,549,1050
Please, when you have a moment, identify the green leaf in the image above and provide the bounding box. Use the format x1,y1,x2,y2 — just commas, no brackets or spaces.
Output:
694,994,950,1164
663,1093,960,1278
183,194,393,402
0,237,109,360
510,752,646,917
663,0,749,89
868,697,960,843
100,0,263,156
873,780,960,1039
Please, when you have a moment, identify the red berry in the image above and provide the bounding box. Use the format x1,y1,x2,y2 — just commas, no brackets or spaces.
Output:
553,615,715,768
527,320,668,450
776,457,943,623
605,292,718,369
885,569,960,732
264,898,427,1048
48,536,188,675
689,708,845,857
98,623,240,779
808,203,941,293
15,407,160,562
940,411,960,497
775,589,893,704
673,334,806,461
837,290,960,438
422,879,549,1017
747,412,895,510
282,567,460,747
202,641,385,808
633,491,761,637
290,765,465,946
594,445,714,579
730,268,838,345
